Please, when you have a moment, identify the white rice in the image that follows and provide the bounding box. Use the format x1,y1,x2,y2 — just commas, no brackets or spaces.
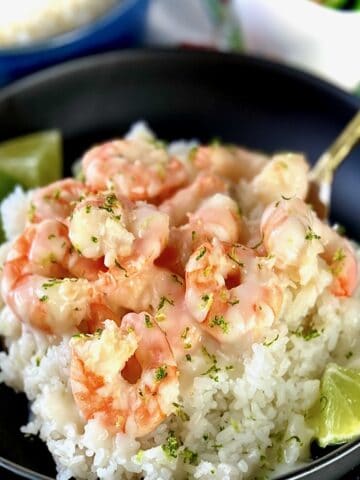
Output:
0,0,118,47
0,185,30,241
1,275,360,480
1,129,360,480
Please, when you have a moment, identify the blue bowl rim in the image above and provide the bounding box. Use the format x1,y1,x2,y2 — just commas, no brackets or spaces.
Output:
0,49,360,480
0,0,146,57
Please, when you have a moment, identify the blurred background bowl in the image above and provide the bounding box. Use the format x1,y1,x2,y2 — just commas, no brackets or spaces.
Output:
233,0,360,90
0,0,149,87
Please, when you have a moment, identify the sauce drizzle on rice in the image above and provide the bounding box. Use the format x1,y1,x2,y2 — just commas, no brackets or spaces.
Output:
0,122,359,480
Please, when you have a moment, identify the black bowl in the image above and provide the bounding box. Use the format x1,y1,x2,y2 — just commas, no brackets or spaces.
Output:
0,50,359,480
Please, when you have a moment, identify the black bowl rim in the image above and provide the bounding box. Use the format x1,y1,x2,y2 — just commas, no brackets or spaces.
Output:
0,0,145,56
0,49,360,480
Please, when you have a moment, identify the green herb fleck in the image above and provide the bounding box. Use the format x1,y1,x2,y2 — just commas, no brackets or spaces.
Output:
333,248,346,263
227,252,244,268
144,314,153,328
158,296,174,310
162,431,181,459
72,332,92,340
85,205,92,214
39,295,49,303
185,354,192,362
114,259,128,277
172,402,190,422
346,351,353,359
99,194,118,213
228,298,239,306
209,315,229,334
42,279,63,290
291,326,321,341
154,366,168,382
263,334,279,347
91,236,98,243
250,235,264,250
171,274,183,285
201,364,221,382
180,327,192,349
48,234,56,240
286,436,303,446
201,346,217,363
196,246,207,261
181,447,198,465
212,443,223,452
305,227,321,241
200,293,213,309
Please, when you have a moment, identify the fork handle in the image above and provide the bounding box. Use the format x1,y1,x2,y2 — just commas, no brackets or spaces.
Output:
311,110,360,184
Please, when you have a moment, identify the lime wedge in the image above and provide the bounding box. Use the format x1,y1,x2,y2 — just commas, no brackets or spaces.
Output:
312,363,360,447
0,131,62,189
321,0,348,8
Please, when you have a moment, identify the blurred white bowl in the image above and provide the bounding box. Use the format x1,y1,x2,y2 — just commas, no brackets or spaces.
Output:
233,0,360,90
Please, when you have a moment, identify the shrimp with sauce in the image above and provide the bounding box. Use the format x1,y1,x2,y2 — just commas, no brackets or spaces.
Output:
69,192,169,270
96,263,201,359
157,193,242,277
193,143,268,182
82,138,188,203
236,153,310,219
185,239,283,345
70,316,179,437
1,219,106,334
250,153,309,204
159,172,227,227
261,197,358,296
29,179,89,224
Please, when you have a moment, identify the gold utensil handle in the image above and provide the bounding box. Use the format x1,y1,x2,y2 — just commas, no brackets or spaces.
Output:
311,110,360,184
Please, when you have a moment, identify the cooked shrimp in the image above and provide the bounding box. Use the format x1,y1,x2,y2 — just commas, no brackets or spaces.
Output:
157,193,242,276
70,317,179,437
159,172,227,227
319,224,358,297
193,144,268,182
96,264,182,315
29,179,89,224
96,263,201,359
69,192,169,269
251,153,309,204
80,302,124,335
260,197,322,280
185,240,282,345
82,138,188,203
1,220,104,334
261,197,358,295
